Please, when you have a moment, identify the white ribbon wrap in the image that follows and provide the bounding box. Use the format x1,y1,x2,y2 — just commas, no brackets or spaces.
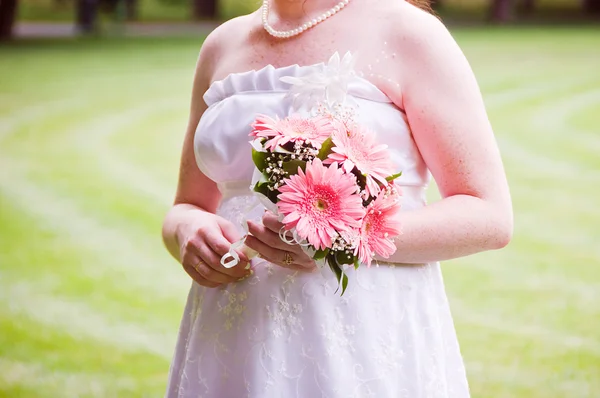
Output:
219,168,278,269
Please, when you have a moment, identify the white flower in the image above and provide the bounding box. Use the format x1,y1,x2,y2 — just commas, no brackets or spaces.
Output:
280,51,358,110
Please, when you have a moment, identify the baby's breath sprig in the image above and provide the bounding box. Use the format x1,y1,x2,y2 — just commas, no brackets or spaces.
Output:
264,152,290,191
263,140,322,191
331,234,357,254
291,141,319,162
382,183,400,200
316,102,358,129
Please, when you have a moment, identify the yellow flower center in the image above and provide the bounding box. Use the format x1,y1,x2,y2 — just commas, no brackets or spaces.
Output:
314,199,328,211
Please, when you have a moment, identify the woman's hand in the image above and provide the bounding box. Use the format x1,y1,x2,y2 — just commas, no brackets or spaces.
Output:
245,211,316,273
178,213,252,287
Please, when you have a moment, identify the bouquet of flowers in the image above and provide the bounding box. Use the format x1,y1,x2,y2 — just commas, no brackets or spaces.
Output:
247,103,403,295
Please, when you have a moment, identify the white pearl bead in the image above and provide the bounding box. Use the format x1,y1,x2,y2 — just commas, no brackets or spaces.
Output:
262,0,352,39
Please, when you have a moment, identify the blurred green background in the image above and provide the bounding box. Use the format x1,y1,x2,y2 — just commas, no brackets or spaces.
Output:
0,0,599,397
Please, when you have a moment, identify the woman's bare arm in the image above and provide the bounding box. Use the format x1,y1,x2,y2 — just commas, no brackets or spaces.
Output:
162,33,221,261
382,8,513,264
162,30,250,285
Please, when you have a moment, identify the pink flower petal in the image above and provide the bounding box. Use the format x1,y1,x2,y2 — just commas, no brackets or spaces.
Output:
356,190,403,267
276,158,365,251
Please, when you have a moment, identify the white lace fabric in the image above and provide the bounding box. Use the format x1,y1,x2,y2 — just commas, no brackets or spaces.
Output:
166,55,470,398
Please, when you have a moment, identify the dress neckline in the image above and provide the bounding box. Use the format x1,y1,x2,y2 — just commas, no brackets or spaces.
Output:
208,61,326,90
202,61,393,107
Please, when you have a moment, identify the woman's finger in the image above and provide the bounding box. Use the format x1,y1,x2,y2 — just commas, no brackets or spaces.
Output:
246,235,316,272
247,220,291,251
218,218,244,246
194,228,250,276
182,250,238,284
201,229,250,264
261,252,317,273
181,254,222,288
244,235,280,262
247,220,315,266
259,214,314,260
262,211,284,234
196,240,249,279
194,259,239,284
183,238,249,282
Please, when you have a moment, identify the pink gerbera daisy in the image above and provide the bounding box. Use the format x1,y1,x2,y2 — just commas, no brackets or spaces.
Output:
277,158,365,251
355,191,402,267
325,125,395,198
250,114,335,150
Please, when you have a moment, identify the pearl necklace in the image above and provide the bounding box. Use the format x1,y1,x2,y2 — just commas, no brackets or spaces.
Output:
261,0,351,39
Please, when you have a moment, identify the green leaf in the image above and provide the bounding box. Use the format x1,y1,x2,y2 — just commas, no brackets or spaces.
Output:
385,171,403,182
335,250,354,265
353,256,360,270
327,255,342,290
282,159,307,176
327,255,349,296
317,137,334,160
253,181,279,203
252,148,269,172
340,273,349,296
253,181,270,197
313,248,330,260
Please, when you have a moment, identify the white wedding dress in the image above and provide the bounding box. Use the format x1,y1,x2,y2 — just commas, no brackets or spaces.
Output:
165,58,470,398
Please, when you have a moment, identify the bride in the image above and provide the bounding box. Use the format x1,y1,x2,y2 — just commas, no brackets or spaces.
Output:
161,0,513,396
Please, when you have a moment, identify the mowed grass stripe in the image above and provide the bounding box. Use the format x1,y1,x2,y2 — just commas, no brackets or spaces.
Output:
0,165,189,302
0,281,175,359
462,320,600,393
0,74,188,237
0,187,187,342
0,318,167,397
65,97,183,206
529,89,600,156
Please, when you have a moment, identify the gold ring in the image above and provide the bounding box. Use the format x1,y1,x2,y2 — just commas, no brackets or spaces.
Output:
193,259,204,272
283,252,294,266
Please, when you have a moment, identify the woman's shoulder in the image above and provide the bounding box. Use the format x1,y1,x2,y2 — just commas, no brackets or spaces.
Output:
196,12,259,79
203,15,255,51
381,2,454,49
379,2,468,84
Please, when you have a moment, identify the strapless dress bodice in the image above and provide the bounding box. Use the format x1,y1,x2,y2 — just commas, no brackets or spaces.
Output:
194,63,430,208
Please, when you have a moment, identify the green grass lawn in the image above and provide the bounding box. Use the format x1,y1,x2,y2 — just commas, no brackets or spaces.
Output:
17,0,258,22
1,27,599,397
